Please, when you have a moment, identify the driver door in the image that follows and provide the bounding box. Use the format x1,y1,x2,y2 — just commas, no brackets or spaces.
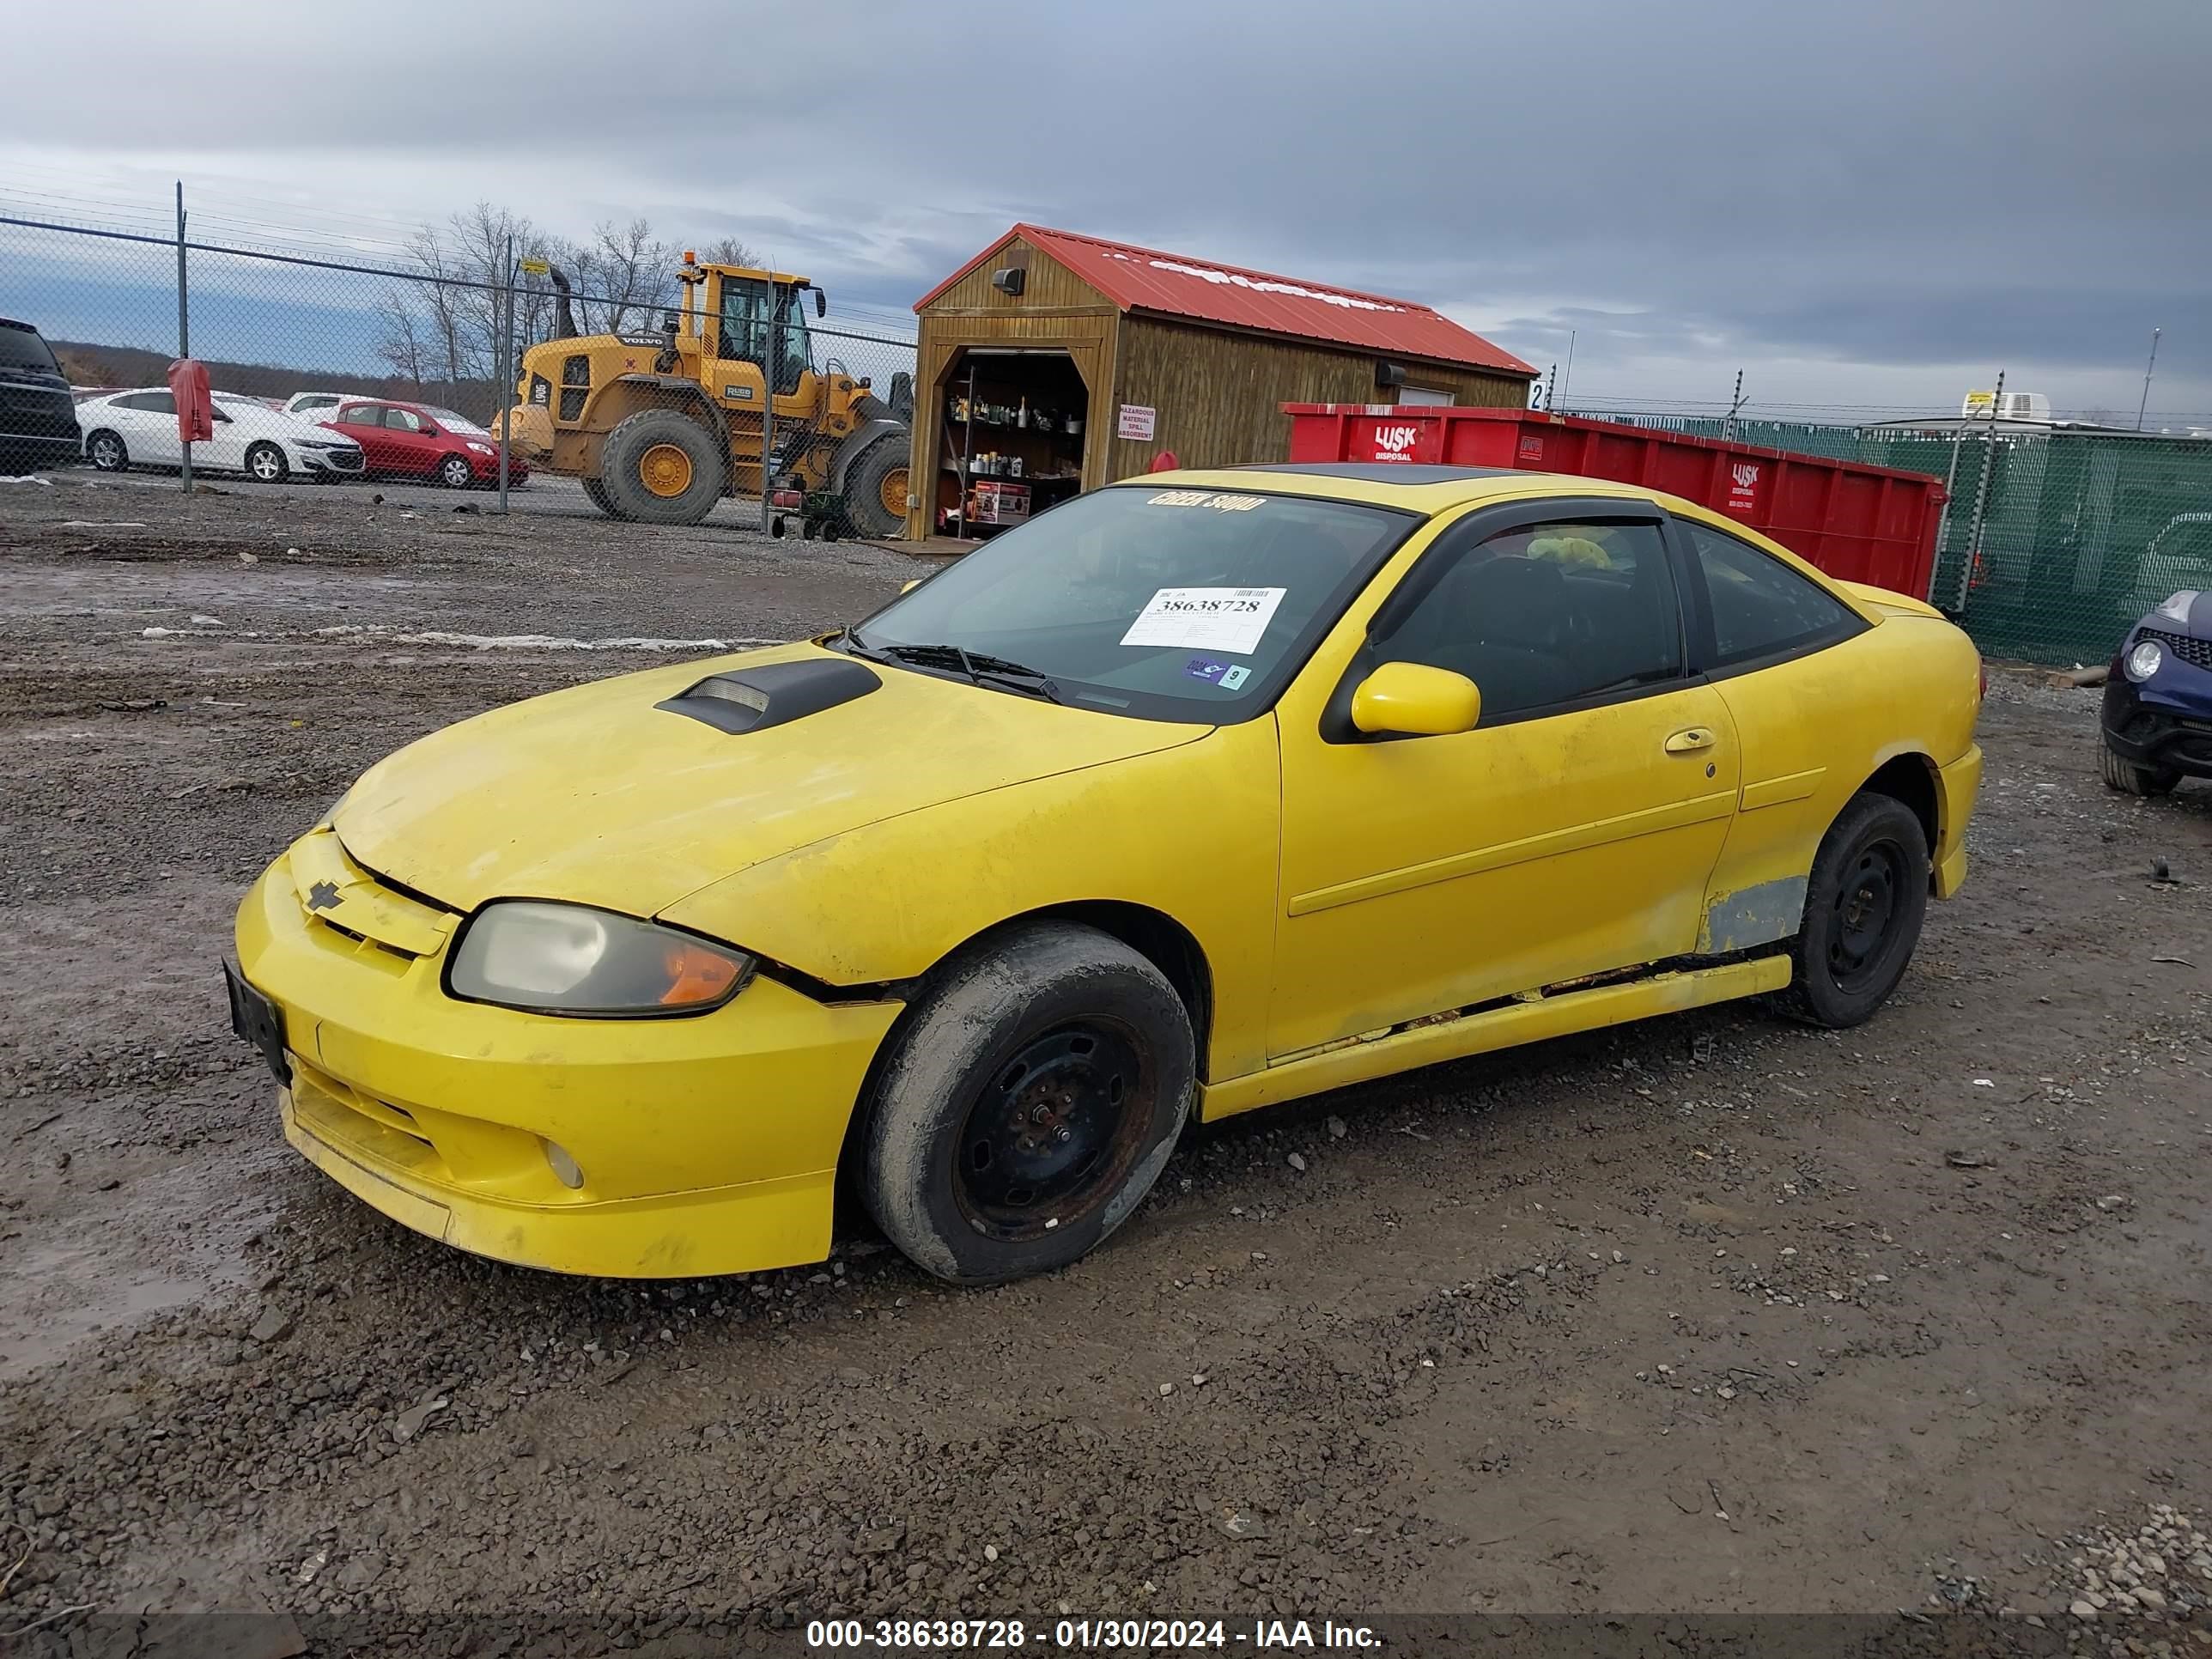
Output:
1267,501,1741,1060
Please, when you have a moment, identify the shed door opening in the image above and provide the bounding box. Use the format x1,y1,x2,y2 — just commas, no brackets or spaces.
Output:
938,348,1090,540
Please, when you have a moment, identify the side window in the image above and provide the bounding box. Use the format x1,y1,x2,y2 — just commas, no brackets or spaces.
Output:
1679,520,1864,668
119,392,174,414
387,409,425,433
1369,520,1683,720
718,276,769,363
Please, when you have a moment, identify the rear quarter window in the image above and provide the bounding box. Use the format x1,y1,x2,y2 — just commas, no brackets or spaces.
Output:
1678,518,1866,670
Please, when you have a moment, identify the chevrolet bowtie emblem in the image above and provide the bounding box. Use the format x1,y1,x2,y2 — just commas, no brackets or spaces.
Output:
305,880,343,912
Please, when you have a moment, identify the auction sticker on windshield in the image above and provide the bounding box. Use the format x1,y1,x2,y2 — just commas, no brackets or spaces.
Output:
1121,586,1286,655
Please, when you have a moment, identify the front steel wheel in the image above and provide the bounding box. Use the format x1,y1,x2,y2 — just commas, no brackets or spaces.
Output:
860,922,1194,1284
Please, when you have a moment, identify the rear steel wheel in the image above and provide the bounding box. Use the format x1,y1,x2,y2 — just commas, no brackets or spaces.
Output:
1783,792,1929,1028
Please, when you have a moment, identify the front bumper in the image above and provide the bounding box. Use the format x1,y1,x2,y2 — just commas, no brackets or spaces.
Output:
465,451,528,483
234,833,902,1277
295,446,365,477
1,430,82,470
2102,663,2212,779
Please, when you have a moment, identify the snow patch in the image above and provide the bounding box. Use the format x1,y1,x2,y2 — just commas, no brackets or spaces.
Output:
311,626,783,653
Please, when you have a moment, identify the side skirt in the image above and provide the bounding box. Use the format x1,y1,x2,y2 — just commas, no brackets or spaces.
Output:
1198,954,1791,1121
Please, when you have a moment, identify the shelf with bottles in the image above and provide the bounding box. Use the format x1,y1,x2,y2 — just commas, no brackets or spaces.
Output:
945,394,1085,442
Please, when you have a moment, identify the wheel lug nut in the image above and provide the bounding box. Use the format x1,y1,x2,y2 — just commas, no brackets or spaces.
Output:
1031,1105,1050,1124
1055,1127,1072,1143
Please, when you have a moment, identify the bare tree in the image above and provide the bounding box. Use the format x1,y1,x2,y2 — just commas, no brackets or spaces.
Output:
373,289,430,392
697,235,763,270
376,206,767,382
567,217,672,335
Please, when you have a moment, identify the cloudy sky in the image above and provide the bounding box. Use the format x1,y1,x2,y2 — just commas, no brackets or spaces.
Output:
3,0,2207,420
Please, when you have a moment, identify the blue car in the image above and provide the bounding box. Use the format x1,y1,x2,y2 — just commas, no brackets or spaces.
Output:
2101,589,2212,795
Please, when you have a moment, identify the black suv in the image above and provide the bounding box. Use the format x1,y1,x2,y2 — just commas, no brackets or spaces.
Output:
0,317,82,473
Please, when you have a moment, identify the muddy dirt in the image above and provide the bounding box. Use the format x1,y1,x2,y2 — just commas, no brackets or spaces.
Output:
2,473,2209,1652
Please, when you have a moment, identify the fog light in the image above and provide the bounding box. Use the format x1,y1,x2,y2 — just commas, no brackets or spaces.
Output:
544,1139,585,1189
2125,639,2165,682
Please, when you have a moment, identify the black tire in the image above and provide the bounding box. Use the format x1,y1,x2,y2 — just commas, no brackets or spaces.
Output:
597,410,723,526
438,453,475,489
86,430,129,472
769,515,787,538
1783,793,1931,1028
2100,743,2179,797
580,476,626,520
244,442,288,484
842,436,908,538
859,922,1194,1285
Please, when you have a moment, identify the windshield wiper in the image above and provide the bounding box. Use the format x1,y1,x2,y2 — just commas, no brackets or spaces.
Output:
852,639,1065,704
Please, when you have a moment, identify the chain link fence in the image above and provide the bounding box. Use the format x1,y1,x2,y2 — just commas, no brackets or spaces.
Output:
9,197,2208,653
1569,410,2212,667
1,202,919,537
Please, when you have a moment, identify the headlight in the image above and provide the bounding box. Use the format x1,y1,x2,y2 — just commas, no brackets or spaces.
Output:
2156,591,2199,623
2125,638,2165,682
465,441,495,457
447,900,753,1017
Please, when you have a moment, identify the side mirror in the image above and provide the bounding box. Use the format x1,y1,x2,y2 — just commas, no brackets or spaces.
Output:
814,289,827,319
900,579,922,594
1350,661,1481,738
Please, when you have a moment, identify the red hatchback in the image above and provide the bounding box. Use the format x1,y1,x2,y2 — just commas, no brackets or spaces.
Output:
320,400,528,489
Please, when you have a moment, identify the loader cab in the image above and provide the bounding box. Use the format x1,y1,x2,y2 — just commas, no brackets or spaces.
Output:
709,268,817,401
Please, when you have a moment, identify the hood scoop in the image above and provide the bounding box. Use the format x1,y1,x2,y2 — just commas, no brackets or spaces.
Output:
656,656,880,734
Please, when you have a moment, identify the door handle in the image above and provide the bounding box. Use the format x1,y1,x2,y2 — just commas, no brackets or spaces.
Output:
1664,727,1717,754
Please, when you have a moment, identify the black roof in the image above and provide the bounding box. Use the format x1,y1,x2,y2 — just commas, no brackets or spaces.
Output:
1231,462,1520,483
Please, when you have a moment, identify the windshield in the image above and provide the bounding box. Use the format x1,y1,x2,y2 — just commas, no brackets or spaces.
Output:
0,325,61,375
851,484,1416,722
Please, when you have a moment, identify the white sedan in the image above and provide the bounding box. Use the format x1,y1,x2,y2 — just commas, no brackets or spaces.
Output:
76,389,365,483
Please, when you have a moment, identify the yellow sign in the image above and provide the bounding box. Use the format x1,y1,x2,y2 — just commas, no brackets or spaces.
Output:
519,257,551,277
1963,389,1996,412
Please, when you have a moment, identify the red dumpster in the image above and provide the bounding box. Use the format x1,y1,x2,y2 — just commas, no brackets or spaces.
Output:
1283,404,1947,600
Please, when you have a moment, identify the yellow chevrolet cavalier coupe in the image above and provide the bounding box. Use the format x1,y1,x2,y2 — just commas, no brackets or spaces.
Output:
229,464,1984,1285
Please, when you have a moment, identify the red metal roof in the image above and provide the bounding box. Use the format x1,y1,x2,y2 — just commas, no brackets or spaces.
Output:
915,223,1536,380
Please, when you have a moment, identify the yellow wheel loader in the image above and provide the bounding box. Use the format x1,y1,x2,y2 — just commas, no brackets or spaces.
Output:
501,254,912,536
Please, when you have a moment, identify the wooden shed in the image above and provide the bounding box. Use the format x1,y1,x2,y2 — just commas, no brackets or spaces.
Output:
906,224,1537,541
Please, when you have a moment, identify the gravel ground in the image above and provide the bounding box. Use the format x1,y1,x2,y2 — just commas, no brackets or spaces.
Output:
2,471,2209,1653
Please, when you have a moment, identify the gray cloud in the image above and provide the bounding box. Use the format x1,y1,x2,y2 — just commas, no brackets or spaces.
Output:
4,0,2206,414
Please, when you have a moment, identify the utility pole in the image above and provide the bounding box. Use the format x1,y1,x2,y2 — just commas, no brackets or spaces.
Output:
496,234,513,516
1557,328,1577,411
1723,369,1745,442
176,182,191,495
2136,326,2161,431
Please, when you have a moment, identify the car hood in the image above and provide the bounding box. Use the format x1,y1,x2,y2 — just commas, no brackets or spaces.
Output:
331,642,1209,917
2135,590,2212,641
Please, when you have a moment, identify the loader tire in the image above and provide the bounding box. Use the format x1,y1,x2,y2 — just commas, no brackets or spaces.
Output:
844,436,910,539
581,476,627,520
599,410,724,526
